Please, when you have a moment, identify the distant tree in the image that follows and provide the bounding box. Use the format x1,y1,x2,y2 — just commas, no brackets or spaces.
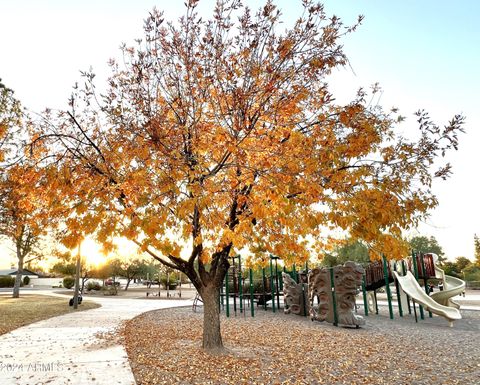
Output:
50,253,93,293
110,257,148,290
441,261,461,278
454,256,472,272
442,257,477,281
322,239,370,267
463,263,480,282
50,261,76,277
474,234,480,268
409,236,445,263
92,263,111,282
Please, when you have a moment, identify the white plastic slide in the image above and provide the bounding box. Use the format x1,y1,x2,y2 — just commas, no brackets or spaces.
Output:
393,271,461,326
431,264,465,309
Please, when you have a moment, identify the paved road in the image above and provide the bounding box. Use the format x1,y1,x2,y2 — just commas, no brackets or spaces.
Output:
0,291,191,385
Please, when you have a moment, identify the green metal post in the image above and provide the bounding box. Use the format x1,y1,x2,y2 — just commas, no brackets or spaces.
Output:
249,268,254,317
225,270,230,318
329,268,338,326
412,251,424,320
293,263,297,283
382,255,394,320
362,274,368,316
262,267,267,310
238,256,243,314
420,253,432,318
270,258,276,313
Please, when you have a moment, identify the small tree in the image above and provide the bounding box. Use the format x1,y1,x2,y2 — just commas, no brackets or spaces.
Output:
51,253,93,293
122,259,148,290
106,256,147,290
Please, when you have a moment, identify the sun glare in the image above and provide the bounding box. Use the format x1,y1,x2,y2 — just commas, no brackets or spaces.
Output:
81,238,107,267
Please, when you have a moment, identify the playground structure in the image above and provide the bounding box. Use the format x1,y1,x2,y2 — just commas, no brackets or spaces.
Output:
363,252,465,326
393,271,461,327
430,263,465,309
214,252,465,328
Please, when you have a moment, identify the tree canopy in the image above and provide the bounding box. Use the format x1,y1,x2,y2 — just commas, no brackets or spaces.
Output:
32,0,464,350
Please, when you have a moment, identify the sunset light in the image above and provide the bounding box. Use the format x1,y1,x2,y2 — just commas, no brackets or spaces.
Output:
81,237,107,267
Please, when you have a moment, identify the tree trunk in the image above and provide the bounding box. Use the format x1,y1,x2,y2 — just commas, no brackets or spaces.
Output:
12,252,24,299
201,284,223,352
125,278,132,291
81,276,88,293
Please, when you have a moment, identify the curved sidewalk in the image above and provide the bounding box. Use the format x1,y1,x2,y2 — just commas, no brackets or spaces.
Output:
0,292,189,385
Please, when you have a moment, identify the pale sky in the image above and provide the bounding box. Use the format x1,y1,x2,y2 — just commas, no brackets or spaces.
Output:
0,0,479,267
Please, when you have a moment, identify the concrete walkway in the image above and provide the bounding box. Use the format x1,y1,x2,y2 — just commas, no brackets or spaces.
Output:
0,292,190,385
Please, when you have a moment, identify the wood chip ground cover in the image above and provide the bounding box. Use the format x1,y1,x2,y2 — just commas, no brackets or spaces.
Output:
124,307,480,385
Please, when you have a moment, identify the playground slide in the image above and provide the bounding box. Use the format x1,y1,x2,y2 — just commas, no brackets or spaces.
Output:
393,271,461,326
431,264,465,309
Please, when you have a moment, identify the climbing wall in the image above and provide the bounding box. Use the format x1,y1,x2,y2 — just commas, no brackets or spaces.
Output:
308,262,365,327
282,272,308,315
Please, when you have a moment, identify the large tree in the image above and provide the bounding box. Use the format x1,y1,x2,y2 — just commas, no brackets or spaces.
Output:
34,0,464,350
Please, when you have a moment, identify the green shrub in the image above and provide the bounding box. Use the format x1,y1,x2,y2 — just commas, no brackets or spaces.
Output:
0,276,15,288
86,281,101,291
102,286,118,295
160,275,178,290
63,277,75,289
23,276,30,285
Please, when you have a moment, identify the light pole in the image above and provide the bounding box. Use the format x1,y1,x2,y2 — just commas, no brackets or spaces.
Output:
73,241,81,309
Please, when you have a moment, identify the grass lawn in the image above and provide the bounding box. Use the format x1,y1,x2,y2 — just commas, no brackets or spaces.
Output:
0,295,100,336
